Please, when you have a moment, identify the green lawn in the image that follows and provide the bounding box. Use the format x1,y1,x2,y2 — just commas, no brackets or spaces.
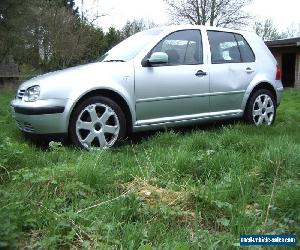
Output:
0,89,299,249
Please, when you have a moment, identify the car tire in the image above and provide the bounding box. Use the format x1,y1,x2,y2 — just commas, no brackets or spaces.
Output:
69,96,126,149
244,89,277,126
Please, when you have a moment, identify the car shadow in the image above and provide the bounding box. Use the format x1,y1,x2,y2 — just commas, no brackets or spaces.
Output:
23,118,242,150
127,118,242,145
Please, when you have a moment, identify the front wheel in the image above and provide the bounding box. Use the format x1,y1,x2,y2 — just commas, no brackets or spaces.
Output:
244,89,277,125
69,96,126,149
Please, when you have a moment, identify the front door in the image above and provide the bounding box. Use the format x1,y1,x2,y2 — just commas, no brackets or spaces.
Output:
134,29,209,124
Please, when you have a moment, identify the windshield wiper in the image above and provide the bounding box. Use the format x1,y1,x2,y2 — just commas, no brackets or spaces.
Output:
103,59,125,62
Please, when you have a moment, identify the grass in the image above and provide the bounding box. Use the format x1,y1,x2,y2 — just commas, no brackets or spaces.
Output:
0,89,299,249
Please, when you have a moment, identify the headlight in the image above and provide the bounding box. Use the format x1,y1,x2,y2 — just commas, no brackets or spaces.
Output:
23,85,40,102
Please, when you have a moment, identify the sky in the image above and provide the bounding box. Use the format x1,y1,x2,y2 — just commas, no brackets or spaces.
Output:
75,0,300,33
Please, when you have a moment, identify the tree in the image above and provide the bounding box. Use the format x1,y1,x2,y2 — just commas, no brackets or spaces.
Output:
0,0,110,71
0,0,130,73
164,0,252,28
121,19,157,38
0,0,24,62
254,19,286,41
104,27,123,51
283,23,300,38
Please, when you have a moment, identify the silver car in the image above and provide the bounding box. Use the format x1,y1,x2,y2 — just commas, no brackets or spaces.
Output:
11,25,284,149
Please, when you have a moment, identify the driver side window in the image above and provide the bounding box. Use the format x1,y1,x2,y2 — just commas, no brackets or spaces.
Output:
151,30,203,66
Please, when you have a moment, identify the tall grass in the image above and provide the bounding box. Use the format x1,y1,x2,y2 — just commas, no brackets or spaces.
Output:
0,89,299,248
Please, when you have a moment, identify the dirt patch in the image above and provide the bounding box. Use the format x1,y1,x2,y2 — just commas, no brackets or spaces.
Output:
20,230,41,249
121,178,195,223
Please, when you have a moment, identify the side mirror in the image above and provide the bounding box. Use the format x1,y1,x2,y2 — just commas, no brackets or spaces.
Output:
148,52,168,64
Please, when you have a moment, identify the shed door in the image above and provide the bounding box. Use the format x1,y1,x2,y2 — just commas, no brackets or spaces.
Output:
282,53,296,88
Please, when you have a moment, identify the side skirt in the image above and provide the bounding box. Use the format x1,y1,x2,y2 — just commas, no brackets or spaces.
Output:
133,110,244,132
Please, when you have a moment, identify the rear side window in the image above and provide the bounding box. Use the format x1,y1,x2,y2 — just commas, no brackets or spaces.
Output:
207,31,241,64
234,34,255,62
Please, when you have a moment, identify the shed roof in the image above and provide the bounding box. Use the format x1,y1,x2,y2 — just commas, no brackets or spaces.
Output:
266,37,300,47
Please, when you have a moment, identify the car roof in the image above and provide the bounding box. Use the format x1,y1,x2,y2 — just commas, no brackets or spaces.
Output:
149,25,254,37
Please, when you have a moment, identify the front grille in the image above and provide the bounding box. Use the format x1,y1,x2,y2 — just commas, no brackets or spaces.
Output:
23,123,35,133
17,89,25,100
16,120,35,133
16,121,22,130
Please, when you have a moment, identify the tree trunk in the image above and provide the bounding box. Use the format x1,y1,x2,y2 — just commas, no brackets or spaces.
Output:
195,0,202,25
210,0,216,26
200,0,207,25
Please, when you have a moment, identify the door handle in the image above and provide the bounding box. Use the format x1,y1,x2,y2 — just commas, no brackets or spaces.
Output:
195,70,207,76
245,67,254,73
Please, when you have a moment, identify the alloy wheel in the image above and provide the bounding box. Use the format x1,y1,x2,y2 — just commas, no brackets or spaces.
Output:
252,94,275,125
75,103,120,149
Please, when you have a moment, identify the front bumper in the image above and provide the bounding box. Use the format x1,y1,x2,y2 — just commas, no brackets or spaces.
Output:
11,98,72,134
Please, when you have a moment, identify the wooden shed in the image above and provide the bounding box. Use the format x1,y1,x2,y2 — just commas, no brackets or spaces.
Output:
266,37,300,89
0,56,19,87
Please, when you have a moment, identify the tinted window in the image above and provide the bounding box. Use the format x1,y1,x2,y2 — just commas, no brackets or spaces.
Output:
151,30,203,65
207,31,241,64
235,34,255,62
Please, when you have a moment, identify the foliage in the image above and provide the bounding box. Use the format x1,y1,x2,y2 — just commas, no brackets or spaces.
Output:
0,0,123,73
0,90,299,248
283,23,300,39
254,19,286,41
18,64,43,82
104,27,123,52
0,0,25,62
122,19,157,38
164,0,253,28
254,19,300,41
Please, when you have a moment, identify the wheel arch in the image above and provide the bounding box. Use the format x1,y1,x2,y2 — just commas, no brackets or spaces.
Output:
243,81,277,111
68,89,133,134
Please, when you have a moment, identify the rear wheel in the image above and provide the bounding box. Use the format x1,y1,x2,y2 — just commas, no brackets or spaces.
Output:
69,96,126,149
245,89,276,125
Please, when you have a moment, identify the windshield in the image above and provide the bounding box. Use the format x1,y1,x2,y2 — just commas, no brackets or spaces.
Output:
99,28,163,62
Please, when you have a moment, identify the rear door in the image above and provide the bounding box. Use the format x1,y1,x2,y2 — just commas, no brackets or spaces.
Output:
207,31,256,112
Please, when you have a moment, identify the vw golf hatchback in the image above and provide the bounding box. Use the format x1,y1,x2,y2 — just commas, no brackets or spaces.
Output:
11,25,284,149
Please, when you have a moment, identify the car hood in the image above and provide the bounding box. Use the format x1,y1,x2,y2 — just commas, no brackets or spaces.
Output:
19,62,134,100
